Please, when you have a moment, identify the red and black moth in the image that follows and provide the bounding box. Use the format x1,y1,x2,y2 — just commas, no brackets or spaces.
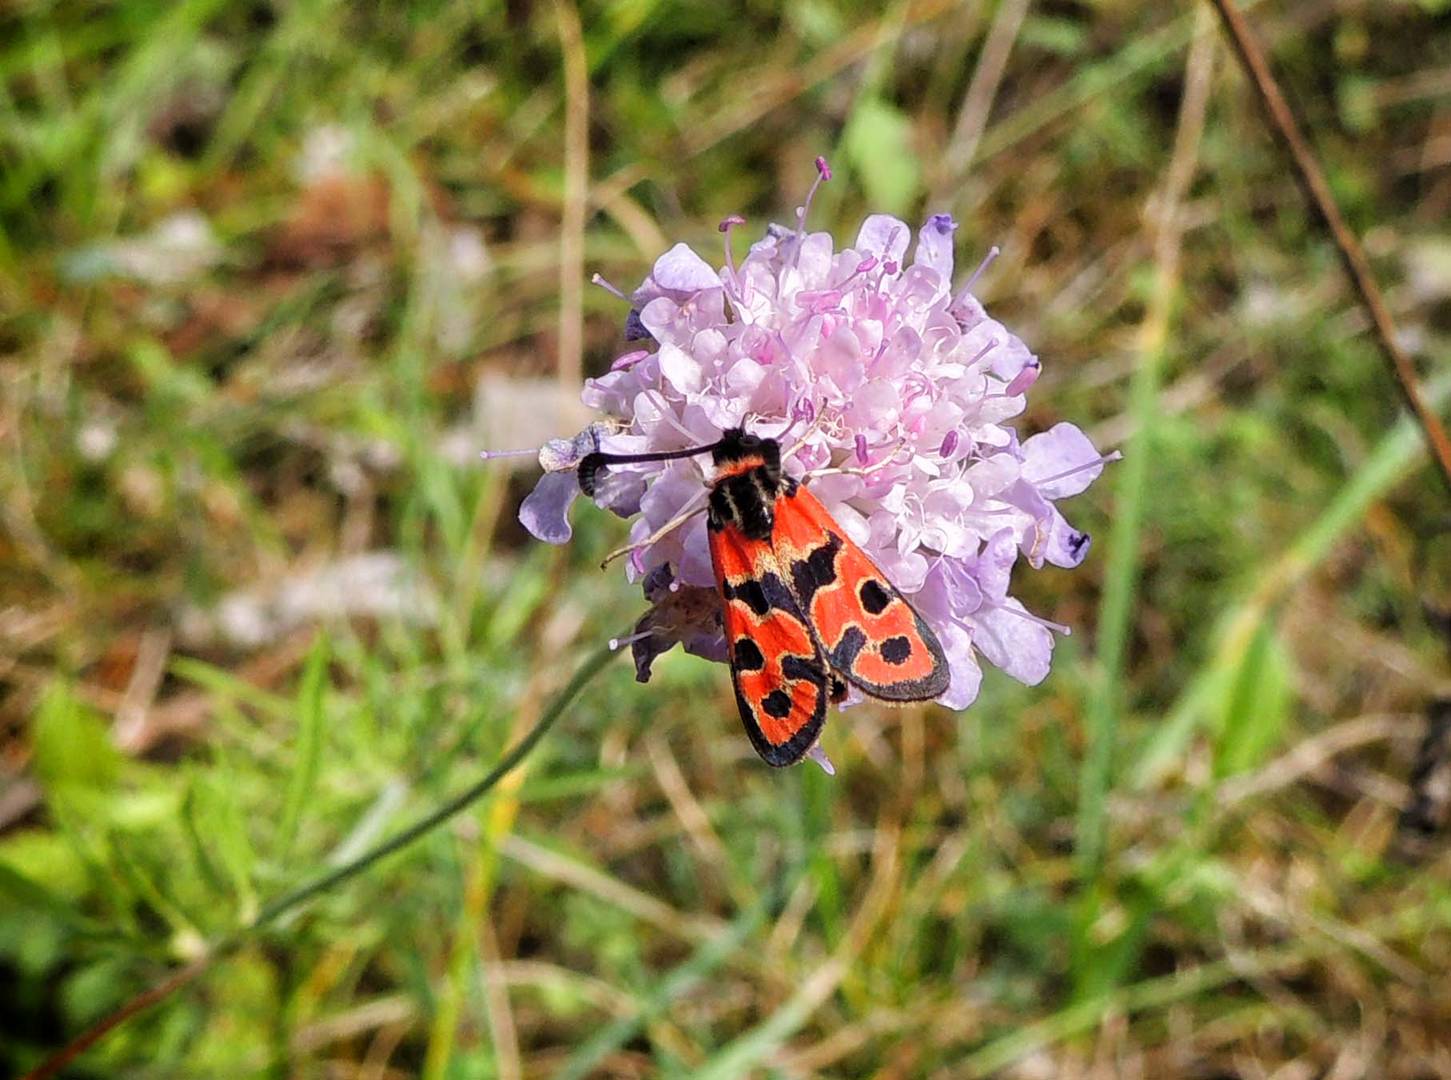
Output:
580,428,950,767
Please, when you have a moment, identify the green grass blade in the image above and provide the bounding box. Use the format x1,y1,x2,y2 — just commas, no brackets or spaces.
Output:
275,633,329,861
1074,334,1162,884
1131,369,1451,788
551,898,769,1080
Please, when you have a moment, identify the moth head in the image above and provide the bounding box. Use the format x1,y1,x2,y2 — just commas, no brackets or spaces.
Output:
577,452,606,497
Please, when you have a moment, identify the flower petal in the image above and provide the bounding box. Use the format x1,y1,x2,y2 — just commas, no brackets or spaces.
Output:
970,598,1054,686
934,621,983,710
518,471,581,545
974,528,1018,603
659,343,705,395
1022,422,1106,499
855,214,911,265
1042,511,1092,569
640,242,720,297
913,214,957,280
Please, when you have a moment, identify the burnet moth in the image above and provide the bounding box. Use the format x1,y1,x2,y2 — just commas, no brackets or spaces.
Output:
580,427,949,767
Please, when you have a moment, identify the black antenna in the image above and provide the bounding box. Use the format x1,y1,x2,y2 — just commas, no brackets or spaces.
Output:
578,438,725,496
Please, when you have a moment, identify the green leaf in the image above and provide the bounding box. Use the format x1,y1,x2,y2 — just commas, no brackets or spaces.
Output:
843,98,920,216
0,863,96,933
0,831,89,902
31,681,120,794
1214,619,1292,779
182,761,258,921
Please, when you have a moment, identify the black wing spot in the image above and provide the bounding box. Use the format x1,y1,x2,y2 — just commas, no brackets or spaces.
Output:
724,577,771,617
830,625,867,670
790,534,842,604
781,654,825,684
881,635,912,665
761,690,794,719
732,638,765,671
859,579,892,615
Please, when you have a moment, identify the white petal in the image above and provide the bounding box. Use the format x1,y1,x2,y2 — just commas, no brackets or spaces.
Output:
1022,423,1106,499
855,215,911,264
518,471,580,545
658,343,704,395
970,599,1054,686
913,214,957,280
648,243,720,294
933,622,983,710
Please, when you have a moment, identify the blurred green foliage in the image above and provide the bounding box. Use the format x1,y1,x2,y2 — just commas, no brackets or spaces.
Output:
3,0,1451,1076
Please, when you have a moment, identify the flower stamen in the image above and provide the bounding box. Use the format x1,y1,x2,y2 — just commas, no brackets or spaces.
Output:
1004,361,1040,396
792,156,832,262
719,214,746,275
610,629,655,651
960,245,1001,296
994,601,1071,637
599,494,709,570
590,272,630,302
1029,450,1124,488
804,440,904,483
610,350,652,371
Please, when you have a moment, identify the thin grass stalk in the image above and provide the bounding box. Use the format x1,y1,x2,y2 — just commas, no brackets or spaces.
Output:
21,638,621,1080
1206,0,1451,493
1074,7,1216,885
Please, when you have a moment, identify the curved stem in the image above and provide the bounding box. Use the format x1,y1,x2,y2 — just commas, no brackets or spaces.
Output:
21,639,621,1080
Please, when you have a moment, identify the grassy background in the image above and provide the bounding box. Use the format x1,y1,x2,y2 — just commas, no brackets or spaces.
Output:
4,0,1451,1076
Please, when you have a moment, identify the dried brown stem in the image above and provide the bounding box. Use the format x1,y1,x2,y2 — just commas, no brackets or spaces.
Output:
20,956,215,1080
1206,0,1451,494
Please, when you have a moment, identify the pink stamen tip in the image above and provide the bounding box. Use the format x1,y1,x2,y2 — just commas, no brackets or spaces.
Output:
883,260,898,275
718,214,746,233
1004,361,1039,396
792,398,816,423
610,350,651,371
590,273,629,302
794,159,831,252
854,434,870,465
855,256,878,274
939,430,960,458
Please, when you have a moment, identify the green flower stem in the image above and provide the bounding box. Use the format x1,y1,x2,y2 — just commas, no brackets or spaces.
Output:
23,638,621,1080
244,636,619,936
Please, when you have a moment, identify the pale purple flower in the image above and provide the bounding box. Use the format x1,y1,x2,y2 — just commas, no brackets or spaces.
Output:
494,161,1116,711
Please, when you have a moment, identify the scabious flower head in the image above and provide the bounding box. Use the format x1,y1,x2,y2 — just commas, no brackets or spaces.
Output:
496,161,1115,712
